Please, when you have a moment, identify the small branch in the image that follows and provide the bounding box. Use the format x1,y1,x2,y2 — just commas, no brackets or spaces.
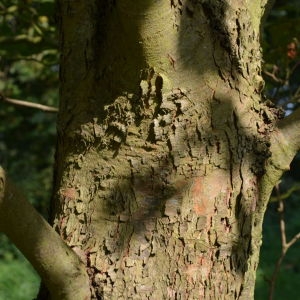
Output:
263,70,285,84
278,192,287,248
286,232,300,248
268,185,300,300
269,184,300,202
0,93,58,113
0,167,91,300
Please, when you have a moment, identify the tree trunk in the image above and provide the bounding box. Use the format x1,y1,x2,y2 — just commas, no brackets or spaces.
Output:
50,1,290,299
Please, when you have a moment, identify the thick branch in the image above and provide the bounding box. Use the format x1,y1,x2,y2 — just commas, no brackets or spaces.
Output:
277,107,300,154
262,108,300,197
0,168,90,300
271,108,300,168
269,108,299,172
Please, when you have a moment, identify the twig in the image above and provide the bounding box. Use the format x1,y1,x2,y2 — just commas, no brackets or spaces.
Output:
269,184,300,202
268,184,300,300
263,70,285,84
0,93,58,113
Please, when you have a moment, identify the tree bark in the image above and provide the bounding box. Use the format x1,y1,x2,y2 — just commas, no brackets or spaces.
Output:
48,0,299,299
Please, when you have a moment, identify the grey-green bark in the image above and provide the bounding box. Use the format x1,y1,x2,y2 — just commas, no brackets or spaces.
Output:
1,0,300,299
50,0,296,299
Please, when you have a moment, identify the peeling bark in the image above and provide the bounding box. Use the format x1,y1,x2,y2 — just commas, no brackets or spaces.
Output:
44,0,298,299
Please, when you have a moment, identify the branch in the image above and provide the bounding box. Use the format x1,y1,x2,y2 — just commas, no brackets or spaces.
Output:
263,70,284,84
277,107,300,154
262,108,300,193
0,167,91,300
268,185,300,300
268,108,300,174
0,94,58,113
269,184,300,202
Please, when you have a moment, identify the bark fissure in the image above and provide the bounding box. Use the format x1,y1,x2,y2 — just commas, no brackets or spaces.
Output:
46,0,296,299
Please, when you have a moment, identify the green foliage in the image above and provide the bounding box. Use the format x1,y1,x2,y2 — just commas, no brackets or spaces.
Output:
0,235,40,300
0,0,56,58
256,1,300,298
0,0,58,213
255,189,300,300
263,0,300,62
0,0,57,297
263,0,300,112
0,255,40,300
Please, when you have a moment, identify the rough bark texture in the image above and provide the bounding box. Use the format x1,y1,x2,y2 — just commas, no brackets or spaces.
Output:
51,0,288,299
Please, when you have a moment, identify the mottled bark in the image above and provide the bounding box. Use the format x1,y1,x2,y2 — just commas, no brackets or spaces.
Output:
48,0,299,299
